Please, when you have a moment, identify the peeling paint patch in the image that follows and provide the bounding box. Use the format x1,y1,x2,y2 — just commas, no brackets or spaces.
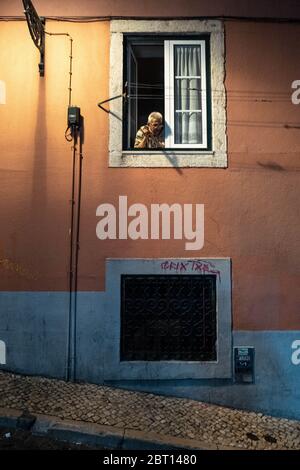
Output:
0,81,6,105
0,340,6,364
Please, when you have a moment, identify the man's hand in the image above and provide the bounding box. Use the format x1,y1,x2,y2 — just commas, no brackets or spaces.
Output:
134,126,151,148
141,125,151,137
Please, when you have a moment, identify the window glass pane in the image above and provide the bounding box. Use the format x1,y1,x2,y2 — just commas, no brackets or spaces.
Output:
174,45,203,145
175,111,202,144
174,45,201,77
175,78,202,111
128,47,138,148
126,41,164,149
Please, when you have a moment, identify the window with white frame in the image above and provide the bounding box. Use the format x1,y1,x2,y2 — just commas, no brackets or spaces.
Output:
124,36,210,150
109,20,227,168
165,39,208,149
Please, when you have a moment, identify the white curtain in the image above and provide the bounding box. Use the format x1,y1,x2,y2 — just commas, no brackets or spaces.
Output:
174,45,202,144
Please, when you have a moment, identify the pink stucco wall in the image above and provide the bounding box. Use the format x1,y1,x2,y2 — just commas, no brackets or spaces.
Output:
0,11,299,330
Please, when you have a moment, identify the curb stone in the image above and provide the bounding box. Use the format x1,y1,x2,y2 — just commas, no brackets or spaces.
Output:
17,412,36,430
0,408,23,429
0,407,240,450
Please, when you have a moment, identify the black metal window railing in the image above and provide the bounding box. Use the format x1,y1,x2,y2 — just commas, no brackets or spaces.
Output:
121,275,217,361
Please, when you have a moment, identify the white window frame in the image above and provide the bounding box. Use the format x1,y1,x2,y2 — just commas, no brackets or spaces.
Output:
109,20,227,168
164,39,207,149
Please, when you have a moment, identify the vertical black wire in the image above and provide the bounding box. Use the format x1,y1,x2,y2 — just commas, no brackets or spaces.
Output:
68,38,73,106
44,30,76,381
44,32,73,106
67,36,75,381
67,130,77,382
73,124,83,381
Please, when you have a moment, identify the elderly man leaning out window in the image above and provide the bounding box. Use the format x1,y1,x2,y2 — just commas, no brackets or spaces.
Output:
134,112,165,149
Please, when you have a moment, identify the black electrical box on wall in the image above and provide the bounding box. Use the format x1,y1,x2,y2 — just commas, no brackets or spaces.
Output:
68,106,81,127
234,347,255,384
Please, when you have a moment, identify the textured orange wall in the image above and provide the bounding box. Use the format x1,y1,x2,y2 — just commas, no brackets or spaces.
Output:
0,19,299,330
0,20,110,292
225,21,300,330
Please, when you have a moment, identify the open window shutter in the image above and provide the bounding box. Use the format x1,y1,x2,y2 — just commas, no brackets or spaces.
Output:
164,40,207,149
127,45,138,148
164,40,173,148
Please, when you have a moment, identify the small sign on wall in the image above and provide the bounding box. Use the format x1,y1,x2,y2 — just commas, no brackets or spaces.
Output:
0,340,6,365
234,347,255,384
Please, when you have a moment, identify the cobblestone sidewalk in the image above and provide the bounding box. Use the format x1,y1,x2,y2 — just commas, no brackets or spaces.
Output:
0,371,299,450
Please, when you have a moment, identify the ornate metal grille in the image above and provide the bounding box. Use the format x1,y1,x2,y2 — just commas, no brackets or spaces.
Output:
121,275,217,361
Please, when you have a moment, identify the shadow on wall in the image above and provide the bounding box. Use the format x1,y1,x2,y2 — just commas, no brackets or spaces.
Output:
29,75,48,264
257,161,285,171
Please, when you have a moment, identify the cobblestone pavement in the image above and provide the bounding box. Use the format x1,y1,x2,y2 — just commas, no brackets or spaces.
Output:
0,371,299,450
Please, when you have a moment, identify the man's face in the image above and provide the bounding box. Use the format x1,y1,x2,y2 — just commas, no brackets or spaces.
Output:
149,118,162,135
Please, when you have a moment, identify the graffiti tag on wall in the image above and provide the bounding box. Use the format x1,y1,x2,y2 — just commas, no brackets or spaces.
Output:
160,259,221,282
0,256,38,281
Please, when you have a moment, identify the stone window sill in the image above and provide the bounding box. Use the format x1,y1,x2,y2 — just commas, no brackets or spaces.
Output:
109,150,227,168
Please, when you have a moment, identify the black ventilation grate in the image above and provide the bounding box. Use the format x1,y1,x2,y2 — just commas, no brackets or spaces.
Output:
121,275,217,361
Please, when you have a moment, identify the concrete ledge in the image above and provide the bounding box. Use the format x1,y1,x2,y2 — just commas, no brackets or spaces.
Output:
0,407,241,450
123,428,219,450
32,414,219,450
32,414,124,449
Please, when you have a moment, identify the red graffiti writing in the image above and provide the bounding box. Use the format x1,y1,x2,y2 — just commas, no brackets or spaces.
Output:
160,259,221,282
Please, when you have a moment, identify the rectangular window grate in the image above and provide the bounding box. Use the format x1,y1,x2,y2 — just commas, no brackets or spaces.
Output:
121,275,217,361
